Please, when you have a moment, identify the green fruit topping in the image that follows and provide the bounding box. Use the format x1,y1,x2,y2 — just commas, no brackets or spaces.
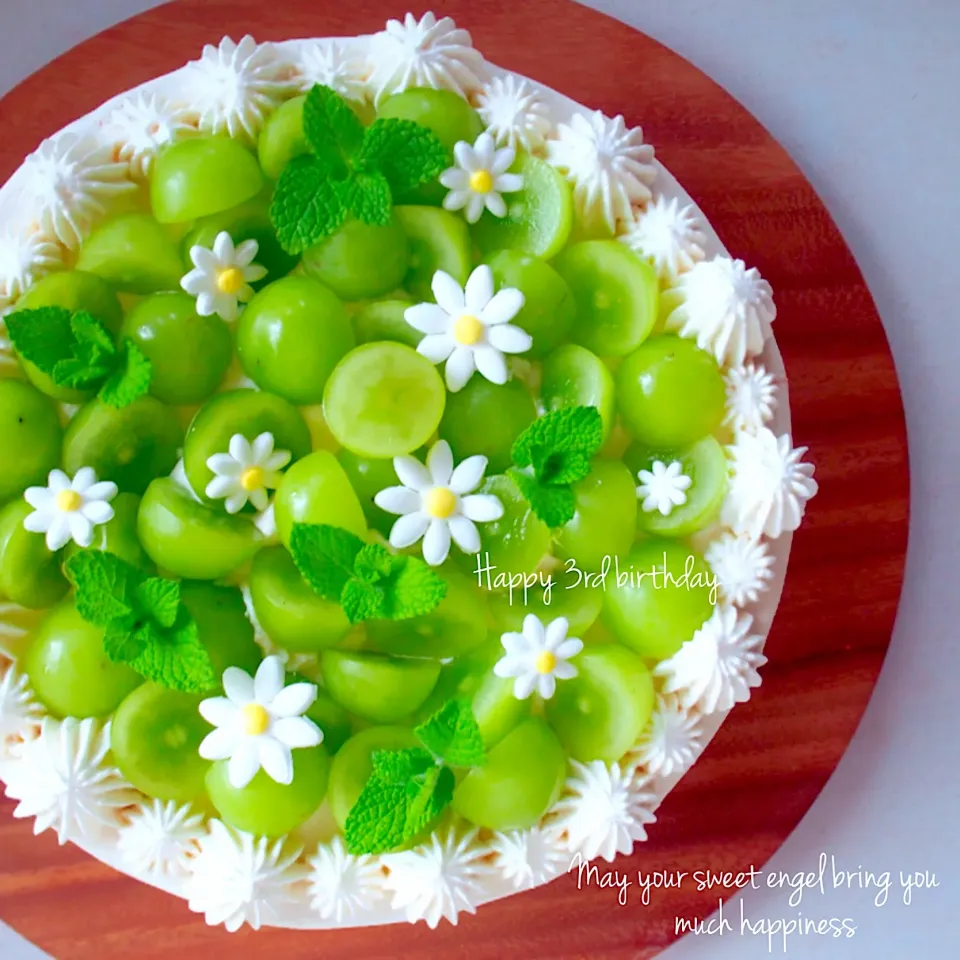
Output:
258,95,310,181
63,491,151,570
335,449,402,537
352,298,422,349
540,343,616,443
0,500,69,609
395,205,472,301
0,379,62,503
19,270,123,333
179,580,262,681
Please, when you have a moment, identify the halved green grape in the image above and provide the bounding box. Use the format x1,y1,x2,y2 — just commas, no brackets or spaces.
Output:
320,650,441,725
438,377,536,473
206,746,330,837
413,639,502,722
179,580,262,681
182,389,312,505
324,343,446,458
541,344,616,442
395,205,472,302
151,136,264,224
111,682,210,801
452,716,566,831
305,687,352,756
237,276,354,404
554,240,658,357
302,216,410,302
258,95,309,181
121,293,233,405
62,396,183,495
603,538,715,661
0,379,62,503
488,579,603,638
616,335,726,449
23,600,143,718
470,670,530,750
544,644,655,763
273,450,367,547
335,449,400,538
63,492,151,570
352,299,422,349
19,269,123,333
249,546,350,653
0,501,69,609
137,477,263,580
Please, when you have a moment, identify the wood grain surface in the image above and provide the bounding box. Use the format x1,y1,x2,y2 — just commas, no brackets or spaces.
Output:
0,1,909,958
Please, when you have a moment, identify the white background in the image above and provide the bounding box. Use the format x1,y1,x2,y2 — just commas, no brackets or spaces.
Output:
0,1,957,957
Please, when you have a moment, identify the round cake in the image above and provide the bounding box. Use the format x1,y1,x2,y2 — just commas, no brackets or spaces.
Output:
0,11,818,934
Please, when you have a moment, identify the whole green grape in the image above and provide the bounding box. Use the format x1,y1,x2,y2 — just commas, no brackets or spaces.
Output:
0,379,62,503
0,500,69,609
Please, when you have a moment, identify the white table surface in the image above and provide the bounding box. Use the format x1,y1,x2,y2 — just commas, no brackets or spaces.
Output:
1,1,956,957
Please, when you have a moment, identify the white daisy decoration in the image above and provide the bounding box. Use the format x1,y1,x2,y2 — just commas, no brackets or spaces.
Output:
476,74,552,153
636,460,692,517
23,467,118,552
491,827,569,890
298,41,368,101
118,799,206,880
704,532,775,607
374,439,503,567
724,363,778,434
181,230,267,322
308,835,385,923
0,662,44,757
205,431,291,514
406,265,531,391
628,696,705,779
198,655,323,789
440,132,524,224
493,614,584,701
619,195,706,281
0,224,63,315
107,92,194,179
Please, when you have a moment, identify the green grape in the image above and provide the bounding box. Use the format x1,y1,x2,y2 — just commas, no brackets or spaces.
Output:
23,600,143,718
488,579,603,638
452,716,566,831
151,136,264,224
179,580,262,681
249,546,350,653
0,379,62,503
544,644,655,763
273,450,367,547
206,747,330,837
236,276,355,405
121,293,233,406
413,639,502,722
111,682,210,801
470,670,530,749
395,205,472,302
541,344,616,443
0,500,69,609
137,477,263,580
603,538,715,661
616,335,725,448
335,449,400,538
302,216,410,302
438,377,536,474
320,650,441,725
258,95,309,180
323,343,446,458
352,299,422,349
305,687,352,755
63,491,151,570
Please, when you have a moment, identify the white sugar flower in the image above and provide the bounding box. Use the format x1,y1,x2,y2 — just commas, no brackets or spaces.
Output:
406,265,530,391
619,195,706,281
108,92,194,179
181,230,267,322
198,656,323,789
636,460,691,516
724,363,777,434
628,696,705,779
205,431,291,514
491,827,568,890
476,74,552,153
298,41,368,101
493,614,584,700
704,532,775,607
655,605,767,715
0,224,63,315
374,439,503,567
440,132,523,224
23,467,118,551
0,662,44,757
308,835,385,923
118,799,206,880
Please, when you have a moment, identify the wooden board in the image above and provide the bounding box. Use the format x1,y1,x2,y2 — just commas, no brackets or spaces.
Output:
0,1,909,957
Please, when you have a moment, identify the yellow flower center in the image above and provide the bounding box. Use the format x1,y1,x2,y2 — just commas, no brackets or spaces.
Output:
241,703,270,736
240,466,265,492
55,490,83,513
217,267,245,294
425,487,457,519
469,169,494,194
453,314,484,345
535,651,557,675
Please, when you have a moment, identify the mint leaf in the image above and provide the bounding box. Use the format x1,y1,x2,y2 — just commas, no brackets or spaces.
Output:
405,764,455,836
129,610,216,694
4,306,75,373
99,339,152,408
52,310,118,388
531,446,593,486
103,617,152,663
341,578,386,624
359,118,448,195
353,543,397,584
379,556,448,620
336,170,392,226
271,156,347,254
302,84,365,177
508,468,577,528
64,551,139,626
136,577,181,629
344,775,414,855
512,406,603,483
371,747,435,783
290,523,366,600
414,699,486,768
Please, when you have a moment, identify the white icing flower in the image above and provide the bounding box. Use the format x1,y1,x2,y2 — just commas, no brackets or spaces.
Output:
198,656,323,789
0,224,63,315
724,363,777,434
298,41,368,101
636,460,691,517
493,614,584,700
0,662,44,757
382,828,493,928
118,799,206,880
655,605,766,714
3,717,137,845
23,467,118,551
374,439,503,567
547,111,655,232
619,195,706,281
185,35,291,140
440,132,523,224
108,92,194,179
406,265,531,391
308,835,384,923
491,827,568,890
20,133,134,249
665,257,776,368
555,761,658,863
705,532,775,607
368,12,486,104
722,428,818,540
186,820,307,932
205,431,291,514
476,74,552,153
181,231,267,322
628,696,704,779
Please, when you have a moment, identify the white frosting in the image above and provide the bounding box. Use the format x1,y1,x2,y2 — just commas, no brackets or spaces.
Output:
547,111,656,232
440,133,524,224
0,603,31,660
493,613,584,700
203,430,290,513
308,835,385,923
23,467,118,551
628,696,705,778
476,75,552,152
619,195,706,280
0,223,63,315
491,827,568,890
107,92,194,179
118,799,206,880
724,362,778,433
636,459,692,517
296,41,369,101
705,532,775,607
0,662,44,758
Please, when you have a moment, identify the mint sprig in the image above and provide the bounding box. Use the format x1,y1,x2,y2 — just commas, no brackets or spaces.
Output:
6,306,152,408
